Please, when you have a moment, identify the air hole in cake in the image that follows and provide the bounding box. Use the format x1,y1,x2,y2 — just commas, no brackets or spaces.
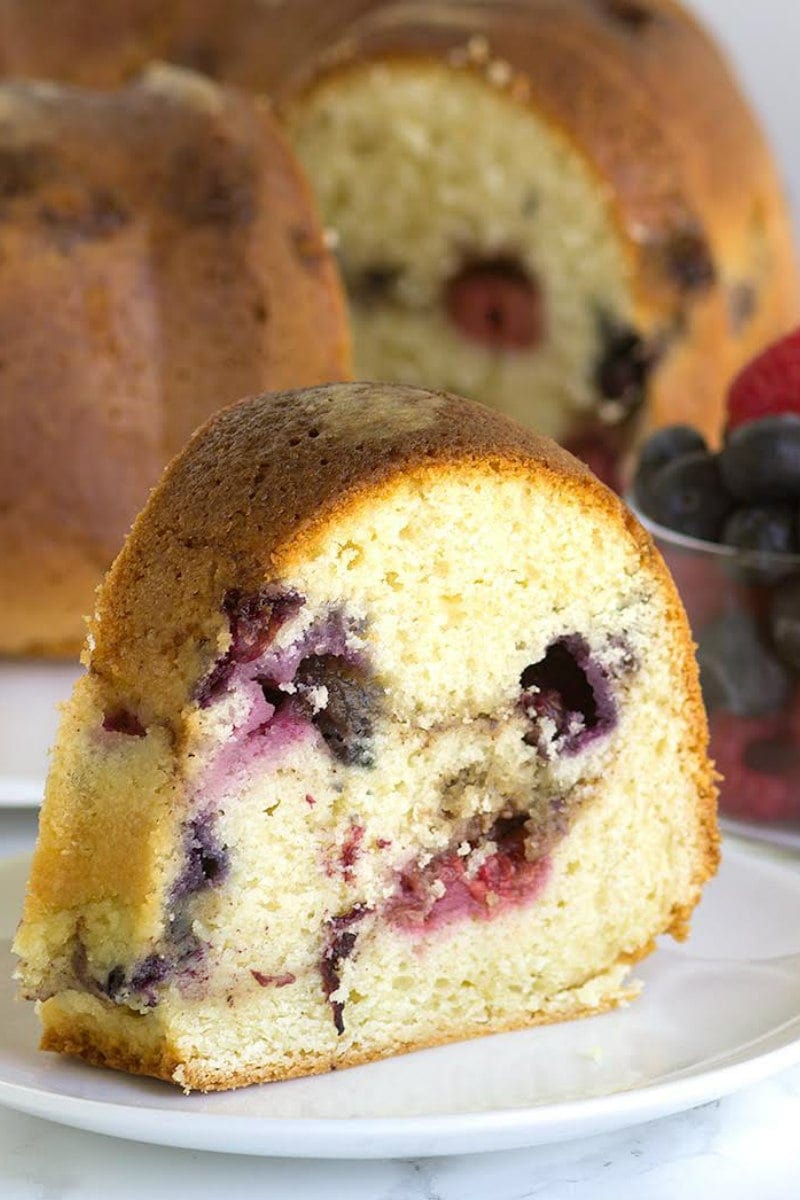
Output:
520,634,617,756
444,257,544,350
385,814,550,932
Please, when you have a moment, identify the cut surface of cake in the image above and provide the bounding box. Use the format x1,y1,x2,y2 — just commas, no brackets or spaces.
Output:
13,382,718,1091
283,0,799,481
0,64,349,657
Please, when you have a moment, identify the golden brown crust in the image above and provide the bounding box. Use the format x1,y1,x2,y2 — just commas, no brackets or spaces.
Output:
39,955,638,1092
0,67,349,657
0,1,376,94
281,0,799,444
89,383,600,717
611,487,721,901
40,1010,182,1087
88,379,718,895
4,1,796,457
39,886,710,1094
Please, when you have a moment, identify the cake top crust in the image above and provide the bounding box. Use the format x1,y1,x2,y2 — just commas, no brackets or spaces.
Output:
90,382,667,722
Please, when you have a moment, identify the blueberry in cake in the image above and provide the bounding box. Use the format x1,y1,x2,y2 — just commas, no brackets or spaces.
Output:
14,383,718,1090
283,0,799,482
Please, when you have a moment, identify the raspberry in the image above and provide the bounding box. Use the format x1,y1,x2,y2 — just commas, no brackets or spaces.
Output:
563,435,621,492
726,327,800,431
445,258,543,350
709,710,800,822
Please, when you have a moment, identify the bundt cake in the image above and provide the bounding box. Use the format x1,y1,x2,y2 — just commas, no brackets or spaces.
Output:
3,3,795,484
282,0,800,482
14,382,718,1092
0,65,349,657
0,0,374,93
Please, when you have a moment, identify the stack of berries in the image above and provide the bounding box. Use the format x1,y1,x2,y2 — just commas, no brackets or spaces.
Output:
633,329,800,822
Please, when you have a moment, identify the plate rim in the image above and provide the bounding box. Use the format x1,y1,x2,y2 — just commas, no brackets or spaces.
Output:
0,780,43,808
1,1026,800,1158
1,841,800,1158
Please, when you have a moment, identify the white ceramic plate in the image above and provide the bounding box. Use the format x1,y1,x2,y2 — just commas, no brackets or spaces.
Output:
0,840,799,1158
0,662,82,807
721,816,800,853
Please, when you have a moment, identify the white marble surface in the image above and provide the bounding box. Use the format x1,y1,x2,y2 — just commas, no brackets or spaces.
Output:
0,1080,799,1200
3,0,800,1193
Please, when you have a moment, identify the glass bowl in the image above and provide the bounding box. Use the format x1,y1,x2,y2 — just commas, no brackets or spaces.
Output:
630,501,800,827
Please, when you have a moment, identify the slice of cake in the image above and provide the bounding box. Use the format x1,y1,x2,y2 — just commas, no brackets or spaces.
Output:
283,0,799,483
13,383,718,1091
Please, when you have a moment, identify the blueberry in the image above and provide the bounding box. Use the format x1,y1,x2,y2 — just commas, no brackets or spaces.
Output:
226,589,304,665
697,611,792,717
720,505,798,584
637,451,732,541
719,415,800,502
769,576,800,671
194,589,304,707
593,316,658,422
104,965,126,998
295,655,379,767
663,227,716,292
171,816,229,902
633,425,708,505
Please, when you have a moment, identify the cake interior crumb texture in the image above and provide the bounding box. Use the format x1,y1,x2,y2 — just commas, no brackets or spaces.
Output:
13,384,718,1092
291,64,631,441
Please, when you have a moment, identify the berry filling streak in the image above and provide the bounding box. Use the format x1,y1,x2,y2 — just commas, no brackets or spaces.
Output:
93,591,632,1020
